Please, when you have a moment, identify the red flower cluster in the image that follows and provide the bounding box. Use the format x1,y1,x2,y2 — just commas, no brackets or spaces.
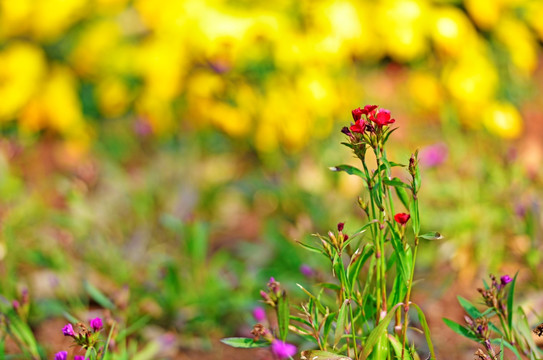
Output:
349,105,395,134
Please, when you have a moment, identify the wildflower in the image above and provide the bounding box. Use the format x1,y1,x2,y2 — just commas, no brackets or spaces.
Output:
337,222,344,232
252,307,266,322
271,339,297,359
62,323,75,337
12,300,19,310
394,213,410,226
299,264,314,278
349,119,366,133
500,275,512,286
340,126,351,136
361,105,378,115
267,277,281,296
74,356,88,360
351,107,363,121
89,317,103,332
370,108,395,127
419,143,448,167
55,351,68,360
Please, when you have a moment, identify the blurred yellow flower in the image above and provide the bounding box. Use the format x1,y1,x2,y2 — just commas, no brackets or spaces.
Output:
32,0,87,41
407,71,442,111
0,42,46,121
482,102,523,139
20,66,87,139
96,78,131,118
430,6,478,57
494,16,538,76
0,0,32,38
376,0,429,62
464,0,502,30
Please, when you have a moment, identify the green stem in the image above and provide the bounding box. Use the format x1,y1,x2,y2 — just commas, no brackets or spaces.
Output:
401,239,419,360
349,301,359,360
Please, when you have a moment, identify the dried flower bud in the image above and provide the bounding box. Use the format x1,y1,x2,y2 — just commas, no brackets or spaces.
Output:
337,222,344,232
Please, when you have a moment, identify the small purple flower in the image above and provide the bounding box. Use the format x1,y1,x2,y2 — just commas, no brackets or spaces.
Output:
55,351,68,360
62,323,75,337
12,300,20,310
500,275,512,286
89,317,103,332
252,306,266,322
419,143,448,168
271,339,297,359
299,264,314,278
74,356,88,360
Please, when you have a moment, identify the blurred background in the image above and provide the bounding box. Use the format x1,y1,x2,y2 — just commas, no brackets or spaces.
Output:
0,0,542,359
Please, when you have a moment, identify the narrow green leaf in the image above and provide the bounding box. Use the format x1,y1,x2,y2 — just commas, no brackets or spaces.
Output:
220,337,269,348
507,273,518,329
383,177,410,189
373,332,389,360
330,165,364,178
387,334,413,360
457,296,482,319
297,241,326,255
411,303,436,360
277,292,290,341
418,232,444,241
352,221,377,236
395,186,410,211
347,244,374,293
490,338,522,360
409,200,420,236
361,303,402,359
300,350,352,359
84,281,115,310
297,284,327,314
334,300,349,348
442,318,478,341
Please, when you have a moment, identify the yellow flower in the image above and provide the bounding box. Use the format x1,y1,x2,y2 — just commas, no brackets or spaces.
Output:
96,78,131,118
0,42,46,121
407,71,442,111
494,16,538,76
430,6,478,57
483,102,523,139
464,0,502,30
32,0,87,41
0,0,33,38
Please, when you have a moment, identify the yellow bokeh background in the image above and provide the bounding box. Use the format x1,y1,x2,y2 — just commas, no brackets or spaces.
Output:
0,0,541,153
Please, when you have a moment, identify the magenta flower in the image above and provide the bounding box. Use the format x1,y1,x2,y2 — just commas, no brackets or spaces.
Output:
252,307,266,322
74,356,88,360
62,323,75,337
351,107,363,121
349,119,366,133
55,351,68,360
419,143,448,168
271,339,297,359
500,275,512,286
300,264,314,278
89,317,103,332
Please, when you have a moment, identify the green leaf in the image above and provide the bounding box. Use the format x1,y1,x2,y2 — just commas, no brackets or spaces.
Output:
395,186,410,211
490,338,523,360
411,303,436,360
300,350,352,360
330,165,364,178
409,199,420,236
352,221,377,236
361,303,402,359
457,296,482,319
220,337,269,348
373,332,389,360
84,281,116,310
347,244,374,293
334,300,349,349
297,284,327,314
387,334,413,360
418,232,443,241
297,241,325,255
442,318,478,341
507,272,518,329
277,292,290,341
383,177,410,189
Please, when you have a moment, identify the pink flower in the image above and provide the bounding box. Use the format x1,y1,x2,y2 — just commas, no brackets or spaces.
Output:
299,264,314,278
419,143,448,168
370,109,395,127
361,105,378,115
394,213,410,226
62,324,75,337
252,307,266,322
500,275,512,285
271,339,297,359
89,317,103,332
55,351,68,360
74,356,88,360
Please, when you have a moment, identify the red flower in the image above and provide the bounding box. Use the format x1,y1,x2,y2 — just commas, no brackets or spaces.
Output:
361,105,378,115
394,213,410,225
349,119,366,133
370,109,395,127
352,107,363,121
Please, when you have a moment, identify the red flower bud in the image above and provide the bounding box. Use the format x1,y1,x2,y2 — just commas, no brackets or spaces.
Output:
394,213,410,226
